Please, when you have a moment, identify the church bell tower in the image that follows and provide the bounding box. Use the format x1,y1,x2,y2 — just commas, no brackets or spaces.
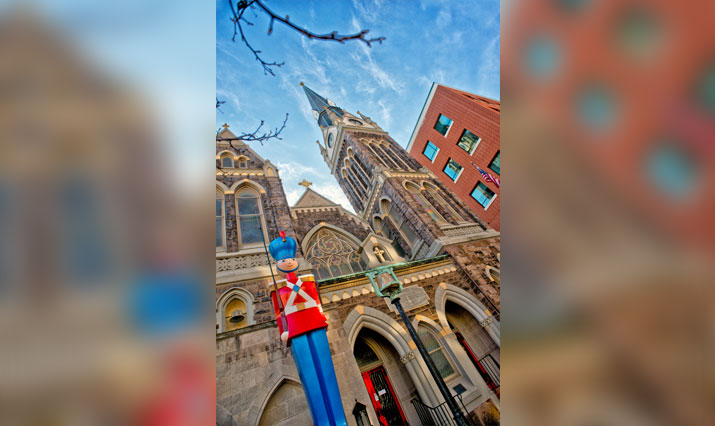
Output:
301,83,496,260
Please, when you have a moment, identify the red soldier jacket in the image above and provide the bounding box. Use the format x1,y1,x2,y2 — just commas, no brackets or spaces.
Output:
269,273,327,342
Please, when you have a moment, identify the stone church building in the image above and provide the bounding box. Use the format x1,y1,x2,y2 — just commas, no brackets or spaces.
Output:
216,85,501,426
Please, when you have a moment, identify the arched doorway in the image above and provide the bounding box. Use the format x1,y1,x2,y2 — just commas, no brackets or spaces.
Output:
353,328,417,425
446,301,500,396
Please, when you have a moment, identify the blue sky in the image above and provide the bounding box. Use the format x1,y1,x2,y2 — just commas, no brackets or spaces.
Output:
217,0,500,212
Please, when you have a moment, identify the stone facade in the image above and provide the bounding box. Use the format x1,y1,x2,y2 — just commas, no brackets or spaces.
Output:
216,86,501,426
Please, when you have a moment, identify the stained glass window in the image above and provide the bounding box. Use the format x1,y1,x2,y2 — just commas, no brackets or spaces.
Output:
418,326,455,379
305,228,367,280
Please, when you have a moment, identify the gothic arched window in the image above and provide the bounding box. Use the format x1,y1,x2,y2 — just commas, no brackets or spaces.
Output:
236,187,266,247
405,181,446,224
304,228,367,280
216,189,225,250
417,325,456,379
220,154,233,168
424,181,465,223
380,199,418,245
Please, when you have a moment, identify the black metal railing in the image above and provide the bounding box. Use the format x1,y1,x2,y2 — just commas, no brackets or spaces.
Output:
478,354,500,389
411,394,475,426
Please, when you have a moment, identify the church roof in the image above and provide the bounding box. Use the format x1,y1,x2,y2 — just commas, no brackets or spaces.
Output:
301,83,343,127
293,187,339,208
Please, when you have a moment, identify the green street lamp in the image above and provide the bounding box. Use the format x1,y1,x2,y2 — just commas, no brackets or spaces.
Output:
366,266,470,426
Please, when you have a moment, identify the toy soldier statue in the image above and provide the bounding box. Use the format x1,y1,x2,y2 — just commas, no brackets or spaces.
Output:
268,231,348,426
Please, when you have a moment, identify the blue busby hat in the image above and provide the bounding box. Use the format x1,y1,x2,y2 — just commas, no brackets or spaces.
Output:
269,231,297,261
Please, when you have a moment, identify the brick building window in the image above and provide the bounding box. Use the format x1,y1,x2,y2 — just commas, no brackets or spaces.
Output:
471,182,496,209
236,187,265,246
434,114,453,136
237,156,248,168
488,151,500,175
423,141,439,161
216,190,225,250
457,129,481,154
443,158,463,182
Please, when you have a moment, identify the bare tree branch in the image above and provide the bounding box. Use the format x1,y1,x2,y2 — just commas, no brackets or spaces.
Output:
227,0,385,76
216,113,289,153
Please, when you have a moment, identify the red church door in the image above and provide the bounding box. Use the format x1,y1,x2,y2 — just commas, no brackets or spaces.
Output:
361,366,408,426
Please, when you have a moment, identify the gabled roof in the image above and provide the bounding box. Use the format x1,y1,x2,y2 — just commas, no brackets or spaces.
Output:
216,126,266,164
292,188,339,208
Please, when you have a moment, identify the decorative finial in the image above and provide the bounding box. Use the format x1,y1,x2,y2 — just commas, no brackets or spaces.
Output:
221,123,230,129
299,81,304,86
298,179,312,188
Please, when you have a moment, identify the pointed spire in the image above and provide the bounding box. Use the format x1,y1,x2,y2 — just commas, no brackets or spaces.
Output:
300,82,343,127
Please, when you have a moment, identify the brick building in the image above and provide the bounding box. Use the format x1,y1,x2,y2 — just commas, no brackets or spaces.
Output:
215,85,501,426
406,84,501,230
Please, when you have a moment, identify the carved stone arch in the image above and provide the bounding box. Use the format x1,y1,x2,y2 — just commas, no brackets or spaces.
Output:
236,155,250,168
229,179,267,194
485,265,500,284
411,314,465,381
216,287,256,332
301,223,363,255
216,403,238,426
378,196,392,216
216,149,238,160
420,180,465,223
344,306,441,405
402,180,424,192
251,375,305,426
301,223,367,280
434,282,499,344
216,181,231,194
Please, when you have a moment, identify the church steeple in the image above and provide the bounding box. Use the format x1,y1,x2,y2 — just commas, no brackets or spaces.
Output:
301,82,343,128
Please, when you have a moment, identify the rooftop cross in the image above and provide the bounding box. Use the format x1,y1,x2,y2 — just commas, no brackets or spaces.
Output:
298,179,313,188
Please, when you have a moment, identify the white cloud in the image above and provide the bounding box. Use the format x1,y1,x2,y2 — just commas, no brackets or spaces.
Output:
285,188,303,205
312,182,355,213
350,48,405,94
377,98,392,127
275,161,321,183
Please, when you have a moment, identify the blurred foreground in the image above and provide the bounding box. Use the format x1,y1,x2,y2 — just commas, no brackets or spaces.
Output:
502,0,715,425
0,4,214,425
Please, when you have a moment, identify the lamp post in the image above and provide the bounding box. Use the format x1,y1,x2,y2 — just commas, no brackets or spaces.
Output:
366,266,470,426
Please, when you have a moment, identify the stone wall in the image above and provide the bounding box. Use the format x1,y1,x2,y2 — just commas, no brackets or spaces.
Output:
444,236,501,311
216,310,376,426
217,275,275,325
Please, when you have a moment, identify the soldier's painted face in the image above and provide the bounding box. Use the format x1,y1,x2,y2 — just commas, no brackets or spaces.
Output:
276,257,299,273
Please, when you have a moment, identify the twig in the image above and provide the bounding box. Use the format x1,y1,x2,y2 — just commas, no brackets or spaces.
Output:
216,113,289,150
227,0,385,76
